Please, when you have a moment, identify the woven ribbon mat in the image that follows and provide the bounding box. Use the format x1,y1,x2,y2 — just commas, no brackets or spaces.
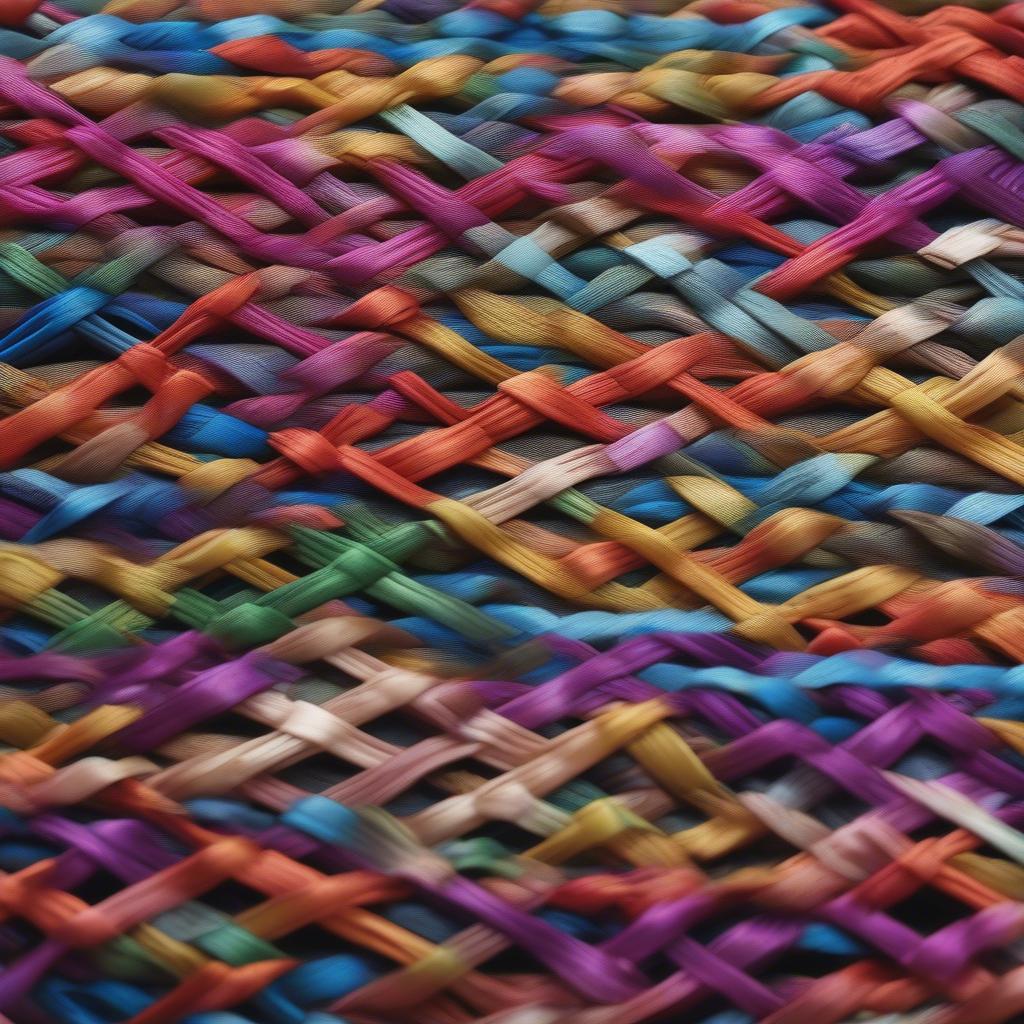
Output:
3,0,1024,1022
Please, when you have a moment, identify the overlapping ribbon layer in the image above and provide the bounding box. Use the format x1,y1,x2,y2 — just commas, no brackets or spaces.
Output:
3,0,1024,1021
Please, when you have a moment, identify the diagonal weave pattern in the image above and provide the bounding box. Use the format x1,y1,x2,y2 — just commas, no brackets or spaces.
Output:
3,0,1024,1021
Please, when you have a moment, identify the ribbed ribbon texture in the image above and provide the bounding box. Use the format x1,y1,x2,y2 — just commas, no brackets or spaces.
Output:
4,0,1024,1022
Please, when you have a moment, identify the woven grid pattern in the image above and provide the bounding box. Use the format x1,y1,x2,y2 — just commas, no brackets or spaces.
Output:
3,0,1024,1021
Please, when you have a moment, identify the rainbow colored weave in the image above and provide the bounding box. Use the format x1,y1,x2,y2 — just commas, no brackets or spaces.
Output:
4,0,1024,1022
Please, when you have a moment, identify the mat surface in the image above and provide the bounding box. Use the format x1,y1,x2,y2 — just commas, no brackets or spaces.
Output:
3,0,1024,1022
